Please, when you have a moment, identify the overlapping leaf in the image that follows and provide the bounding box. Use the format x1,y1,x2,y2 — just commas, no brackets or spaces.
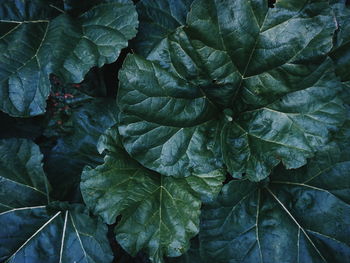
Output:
0,0,138,116
221,59,345,181
0,138,113,263
0,138,49,211
118,54,224,179
133,0,194,56
0,203,113,263
118,0,345,181
45,98,118,200
199,120,350,263
81,126,224,263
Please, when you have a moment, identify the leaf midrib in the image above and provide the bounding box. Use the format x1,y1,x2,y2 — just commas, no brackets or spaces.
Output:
5,209,61,263
266,187,328,263
0,175,47,197
229,0,312,105
0,20,49,23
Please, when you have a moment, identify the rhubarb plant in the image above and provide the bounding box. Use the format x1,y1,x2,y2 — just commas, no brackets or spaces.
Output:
0,0,349,263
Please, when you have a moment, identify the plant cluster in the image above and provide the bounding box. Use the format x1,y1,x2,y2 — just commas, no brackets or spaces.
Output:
0,0,349,263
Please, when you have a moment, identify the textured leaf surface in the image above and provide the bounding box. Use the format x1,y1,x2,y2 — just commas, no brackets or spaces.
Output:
0,204,112,263
81,127,224,263
134,0,194,56
221,58,345,181
0,0,138,116
0,138,112,263
0,138,49,212
118,54,224,178
199,125,350,263
331,2,350,81
118,0,344,181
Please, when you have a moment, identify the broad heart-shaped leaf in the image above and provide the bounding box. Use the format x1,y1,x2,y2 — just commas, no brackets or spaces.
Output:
118,0,345,181
118,54,224,179
0,203,113,263
0,138,113,263
221,61,346,181
81,126,224,263
118,56,345,181
199,128,350,263
0,138,49,211
0,0,138,117
330,2,350,81
133,0,194,56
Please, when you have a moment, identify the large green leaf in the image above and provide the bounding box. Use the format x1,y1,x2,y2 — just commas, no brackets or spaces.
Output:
221,60,345,181
118,0,345,181
118,54,224,178
0,138,113,263
0,0,138,117
199,127,350,262
331,2,350,81
81,126,224,263
0,203,113,263
0,138,49,211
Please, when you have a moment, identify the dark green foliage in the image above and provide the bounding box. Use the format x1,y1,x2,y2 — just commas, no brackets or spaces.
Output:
0,138,113,263
118,0,346,182
0,0,138,117
0,1,349,263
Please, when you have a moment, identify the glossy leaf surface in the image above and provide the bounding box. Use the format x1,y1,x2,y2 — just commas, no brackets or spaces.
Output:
0,204,112,263
81,127,224,263
199,121,350,263
0,138,113,263
0,138,49,211
118,54,224,178
0,0,138,116
118,0,345,181
134,0,194,56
